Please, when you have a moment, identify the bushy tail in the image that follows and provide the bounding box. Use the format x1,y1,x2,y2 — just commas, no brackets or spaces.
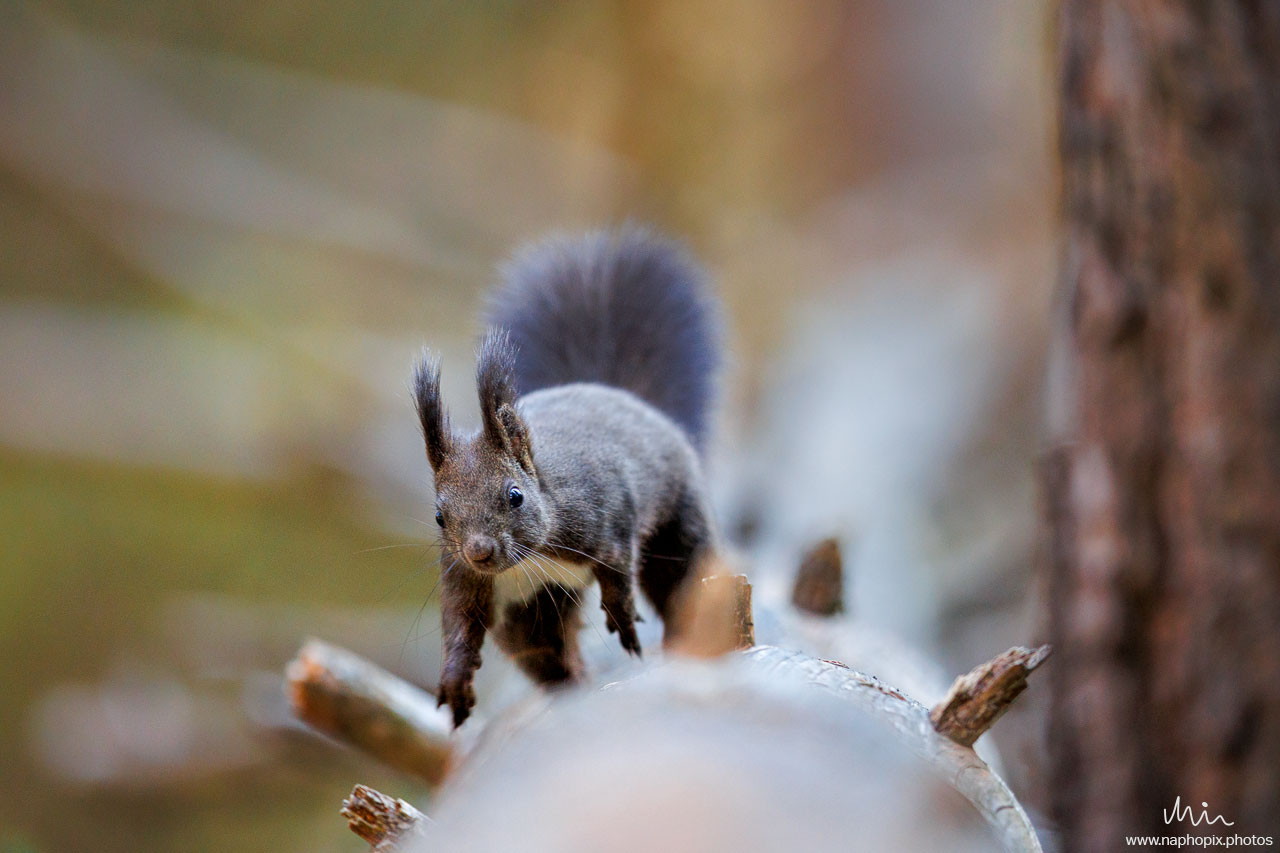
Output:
485,225,720,451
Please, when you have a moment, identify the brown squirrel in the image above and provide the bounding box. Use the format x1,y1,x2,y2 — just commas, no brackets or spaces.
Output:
412,226,721,726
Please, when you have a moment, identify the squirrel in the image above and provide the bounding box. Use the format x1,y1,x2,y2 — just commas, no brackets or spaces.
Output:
411,225,722,727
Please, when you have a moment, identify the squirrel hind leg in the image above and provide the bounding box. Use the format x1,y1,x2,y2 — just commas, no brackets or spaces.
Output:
638,500,715,631
494,584,584,685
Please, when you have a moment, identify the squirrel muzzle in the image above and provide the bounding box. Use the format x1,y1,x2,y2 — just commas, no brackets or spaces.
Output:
463,534,500,570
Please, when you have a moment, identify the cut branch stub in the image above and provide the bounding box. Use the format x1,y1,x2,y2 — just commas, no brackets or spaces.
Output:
342,784,428,852
287,639,454,786
930,644,1051,747
672,573,755,657
791,536,845,616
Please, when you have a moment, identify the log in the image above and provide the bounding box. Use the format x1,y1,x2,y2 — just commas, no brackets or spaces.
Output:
754,539,948,705
745,647,1040,850
289,572,1044,851
289,640,1043,851
420,647,1042,853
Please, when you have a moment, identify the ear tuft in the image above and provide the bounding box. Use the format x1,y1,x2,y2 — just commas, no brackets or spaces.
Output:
477,330,536,471
477,328,519,448
412,349,452,471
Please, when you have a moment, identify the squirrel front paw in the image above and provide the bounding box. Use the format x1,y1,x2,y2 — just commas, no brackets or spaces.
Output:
437,668,476,728
604,608,642,657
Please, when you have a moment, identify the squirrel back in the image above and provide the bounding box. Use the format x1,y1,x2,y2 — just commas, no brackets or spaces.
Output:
485,226,720,451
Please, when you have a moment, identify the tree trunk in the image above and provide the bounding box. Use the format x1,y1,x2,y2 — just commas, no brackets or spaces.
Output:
1049,1,1280,847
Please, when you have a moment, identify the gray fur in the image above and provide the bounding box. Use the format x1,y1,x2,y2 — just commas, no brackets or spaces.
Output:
418,226,721,727
518,383,710,564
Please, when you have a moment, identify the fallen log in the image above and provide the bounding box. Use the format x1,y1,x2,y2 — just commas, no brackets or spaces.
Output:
415,646,1042,852
289,556,1048,851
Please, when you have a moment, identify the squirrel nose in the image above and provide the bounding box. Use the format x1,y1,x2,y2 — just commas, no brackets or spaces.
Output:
463,534,496,564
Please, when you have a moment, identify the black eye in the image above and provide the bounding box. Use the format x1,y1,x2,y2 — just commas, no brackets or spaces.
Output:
435,509,444,527
507,486,523,508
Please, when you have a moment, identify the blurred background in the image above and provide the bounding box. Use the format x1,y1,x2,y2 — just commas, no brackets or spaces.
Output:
0,1,1055,849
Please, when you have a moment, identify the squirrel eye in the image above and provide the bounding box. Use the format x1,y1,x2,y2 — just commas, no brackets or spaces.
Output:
507,486,523,508
435,509,444,527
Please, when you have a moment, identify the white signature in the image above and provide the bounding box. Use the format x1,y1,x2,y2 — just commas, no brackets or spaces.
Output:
1164,797,1235,827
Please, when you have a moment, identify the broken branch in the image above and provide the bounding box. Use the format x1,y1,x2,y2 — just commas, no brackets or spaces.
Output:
929,644,1051,747
286,638,453,786
791,536,845,616
342,783,428,852
672,573,755,657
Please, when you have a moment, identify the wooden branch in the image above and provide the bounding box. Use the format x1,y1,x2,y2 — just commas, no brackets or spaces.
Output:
671,573,754,657
791,536,844,616
930,644,1051,747
715,574,755,649
286,638,453,786
342,784,427,852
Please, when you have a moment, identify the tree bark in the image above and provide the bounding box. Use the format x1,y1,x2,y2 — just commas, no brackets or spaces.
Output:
1050,1,1280,847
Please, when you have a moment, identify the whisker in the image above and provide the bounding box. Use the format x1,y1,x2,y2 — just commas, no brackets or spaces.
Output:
525,548,610,648
523,564,551,632
361,543,451,609
543,538,627,574
399,557,456,668
411,556,451,612
513,544,571,637
510,544,546,613
523,555,566,637
513,560,533,606
353,542,429,555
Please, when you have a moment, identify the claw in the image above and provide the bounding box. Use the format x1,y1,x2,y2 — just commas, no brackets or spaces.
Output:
618,625,643,657
601,597,641,657
439,669,477,728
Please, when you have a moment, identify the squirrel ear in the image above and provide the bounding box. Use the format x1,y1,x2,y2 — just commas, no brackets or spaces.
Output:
412,351,452,471
477,330,535,473
497,403,535,474
477,328,518,441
